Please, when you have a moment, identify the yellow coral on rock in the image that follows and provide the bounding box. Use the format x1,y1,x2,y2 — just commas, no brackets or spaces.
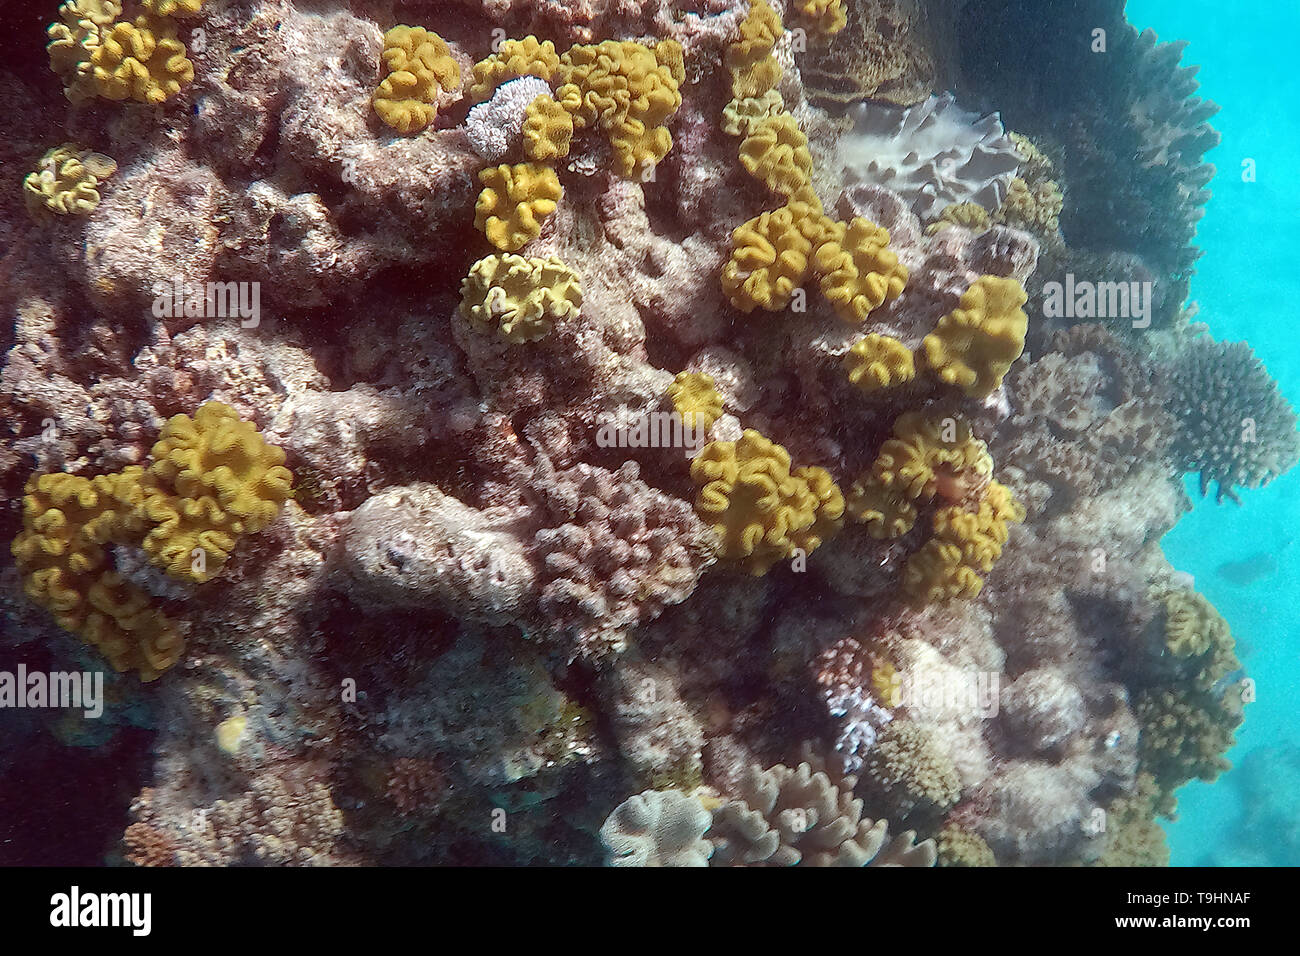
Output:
555,39,683,178
522,94,574,162
373,26,460,134
11,403,290,678
23,144,118,219
89,15,195,105
920,275,1028,397
844,334,915,393
668,372,724,432
726,0,783,72
459,252,582,343
868,411,993,503
815,218,909,324
738,113,813,197
904,480,1024,603
690,430,843,575
995,177,1063,234
792,0,849,36
143,402,294,583
469,36,561,101
140,0,204,16
925,202,992,235
721,89,785,137
474,162,562,251
721,189,834,312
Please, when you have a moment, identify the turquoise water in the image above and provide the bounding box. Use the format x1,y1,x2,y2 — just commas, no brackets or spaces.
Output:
1129,0,1300,865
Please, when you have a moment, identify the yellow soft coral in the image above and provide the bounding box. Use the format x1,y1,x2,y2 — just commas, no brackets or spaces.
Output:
722,188,834,312
23,144,117,219
140,0,204,15
460,253,582,343
523,94,575,162
690,430,843,575
89,15,194,105
142,403,294,583
995,177,1064,233
868,411,994,503
668,372,724,432
792,0,848,35
469,36,561,102
726,0,783,72
738,113,812,197
11,470,181,680
373,26,460,134
815,218,909,324
474,162,562,251
844,334,915,393
12,404,290,678
920,275,1028,397
721,89,785,137
555,39,683,178
903,479,1024,603
925,202,992,235
845,481,917,539
46,1,121,103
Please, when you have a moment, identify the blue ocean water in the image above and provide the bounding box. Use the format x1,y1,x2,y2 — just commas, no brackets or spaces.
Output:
1128,0,1300,866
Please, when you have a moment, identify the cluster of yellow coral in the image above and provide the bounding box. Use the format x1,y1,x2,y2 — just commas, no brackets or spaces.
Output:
720,2,907,321
847,412,1023,603
690,429,843,575
23,144,118,219
668,372,723,432
373,26,461,134
459,252,582,343
474,162,562,252
789,0,849,36
10,403,292,680
46,0,197,105
920,275,1028,398
553,39,685,179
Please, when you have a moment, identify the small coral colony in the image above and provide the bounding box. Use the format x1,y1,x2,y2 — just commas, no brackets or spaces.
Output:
7,0,1297,866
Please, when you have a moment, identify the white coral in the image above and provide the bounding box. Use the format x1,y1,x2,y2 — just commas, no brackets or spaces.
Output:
465,76,553,162
836,92,1023,221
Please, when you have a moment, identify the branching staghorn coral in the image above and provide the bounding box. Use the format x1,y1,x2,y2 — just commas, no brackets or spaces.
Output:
23,144,118,219
474,163,562,251
459,253,582,343
690,430,843,575
372,26,460,134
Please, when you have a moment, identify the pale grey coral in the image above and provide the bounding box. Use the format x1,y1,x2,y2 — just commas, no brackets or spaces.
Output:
600,789,713,866
466,76,552,162
707,762,936,867
341,483,537,624
836,92,1023,220
1000,667,1086,753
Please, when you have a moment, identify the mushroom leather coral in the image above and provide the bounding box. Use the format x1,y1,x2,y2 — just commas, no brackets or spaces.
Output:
459,252,582,343
690,429,843,575
668,372,723,431
89,15,195,105
469,36,561,102
522,94,574,161
474,163,562,251
738,114,813,197
372,26,460,134
921,275,1029,397
815,217,909,324
844,334,915,393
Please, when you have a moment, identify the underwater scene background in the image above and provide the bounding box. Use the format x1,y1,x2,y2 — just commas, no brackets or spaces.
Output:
1132,0,1300,867
1,0,1296,867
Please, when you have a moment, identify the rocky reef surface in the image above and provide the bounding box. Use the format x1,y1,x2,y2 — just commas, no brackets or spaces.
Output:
0,0,1294,867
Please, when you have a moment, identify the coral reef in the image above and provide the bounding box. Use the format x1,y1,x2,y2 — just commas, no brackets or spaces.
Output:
1,0,1290,873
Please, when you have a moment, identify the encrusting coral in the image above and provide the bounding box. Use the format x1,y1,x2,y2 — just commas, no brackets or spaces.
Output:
23,144,118,219
474,163,562,251
459,253,582,343
372,26,461,134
